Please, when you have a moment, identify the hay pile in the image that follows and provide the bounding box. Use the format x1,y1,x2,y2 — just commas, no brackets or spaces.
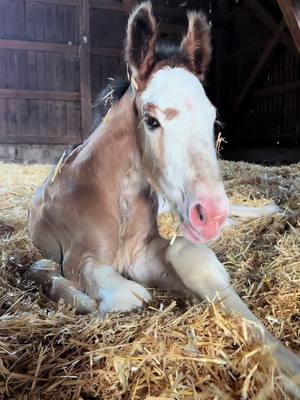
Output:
0,161,299,399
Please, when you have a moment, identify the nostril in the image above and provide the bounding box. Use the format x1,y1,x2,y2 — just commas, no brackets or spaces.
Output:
195,203,205,222
188,198,228,241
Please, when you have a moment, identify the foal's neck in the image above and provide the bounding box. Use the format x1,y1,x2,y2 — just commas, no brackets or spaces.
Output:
77,91,146,194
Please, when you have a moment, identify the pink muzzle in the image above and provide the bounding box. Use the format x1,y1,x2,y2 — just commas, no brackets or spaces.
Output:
183,197,229,243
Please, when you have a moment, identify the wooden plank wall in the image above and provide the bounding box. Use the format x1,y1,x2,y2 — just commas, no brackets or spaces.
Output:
0,0,133,145
0,0,82,144
90,1,127,101
0,0,213,146
220,1,300,149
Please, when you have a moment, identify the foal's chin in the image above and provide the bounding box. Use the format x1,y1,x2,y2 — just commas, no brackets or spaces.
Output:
181,222,221,245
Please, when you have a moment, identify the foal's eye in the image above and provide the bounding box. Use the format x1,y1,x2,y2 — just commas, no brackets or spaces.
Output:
144,115,160,130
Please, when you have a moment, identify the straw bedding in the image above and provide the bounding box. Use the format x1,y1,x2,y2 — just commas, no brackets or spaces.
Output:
0,161,299,399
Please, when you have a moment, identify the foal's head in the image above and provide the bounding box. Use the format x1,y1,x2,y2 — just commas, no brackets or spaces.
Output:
126,2,229,244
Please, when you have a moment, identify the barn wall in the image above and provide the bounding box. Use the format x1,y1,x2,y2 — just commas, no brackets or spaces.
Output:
0,143,66,163
0,0,82,147
90,4,127,101
1,0,300,164
0,0,130,151
218,1,300,162
0,0,215,163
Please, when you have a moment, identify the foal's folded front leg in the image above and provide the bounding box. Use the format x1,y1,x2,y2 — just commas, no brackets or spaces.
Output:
81,263,151,314
166,238,300,396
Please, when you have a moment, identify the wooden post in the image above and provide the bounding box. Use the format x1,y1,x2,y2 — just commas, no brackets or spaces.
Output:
278,0,300,54
79,0,92,140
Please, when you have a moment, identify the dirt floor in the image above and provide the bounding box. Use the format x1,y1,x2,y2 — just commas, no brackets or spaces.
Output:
0,161,299,399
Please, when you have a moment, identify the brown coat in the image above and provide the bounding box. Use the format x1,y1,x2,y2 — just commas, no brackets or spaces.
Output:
28,90,158,288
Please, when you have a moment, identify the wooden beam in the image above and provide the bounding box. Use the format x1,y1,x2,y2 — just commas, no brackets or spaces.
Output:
227,80,300,102
0,39,78,54
278,0,300,53
25,0,80,5
91,1,184,17
90,47,122,57
0,89,79,101
253,80,300,97
226,39,269,62
90,0,125,11
91,1,183,17
0,136,81,145
244,0,299,57
79,0,92,140
122,0,137,13
229,18,286,119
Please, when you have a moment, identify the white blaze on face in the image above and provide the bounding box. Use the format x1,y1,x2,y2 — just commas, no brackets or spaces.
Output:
140,67,218,201
140,67,229,243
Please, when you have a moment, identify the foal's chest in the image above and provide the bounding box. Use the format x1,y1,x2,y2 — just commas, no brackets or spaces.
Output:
113,173,158,275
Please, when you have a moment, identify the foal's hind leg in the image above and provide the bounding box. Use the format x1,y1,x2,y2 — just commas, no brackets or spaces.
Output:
223,202,282,229
25,259,152,315
229,203,281,219
25,260,97,314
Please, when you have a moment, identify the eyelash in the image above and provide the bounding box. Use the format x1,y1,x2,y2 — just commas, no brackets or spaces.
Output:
144,114,160,130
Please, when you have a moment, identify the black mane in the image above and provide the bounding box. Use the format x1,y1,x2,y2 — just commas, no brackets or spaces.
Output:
92,79,131,131
92,40,185,130
154,41,188,66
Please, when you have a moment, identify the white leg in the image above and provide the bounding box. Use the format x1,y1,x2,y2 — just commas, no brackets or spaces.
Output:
229,203,281,219
221,203,282,231
166,238,300,397
81,263,151,314
129,238,187,292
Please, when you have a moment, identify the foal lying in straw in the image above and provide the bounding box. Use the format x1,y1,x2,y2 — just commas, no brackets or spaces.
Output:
26,2,300,396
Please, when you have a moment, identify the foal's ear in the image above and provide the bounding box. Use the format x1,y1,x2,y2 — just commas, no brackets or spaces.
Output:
125,2,157,81
180,12,212,81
